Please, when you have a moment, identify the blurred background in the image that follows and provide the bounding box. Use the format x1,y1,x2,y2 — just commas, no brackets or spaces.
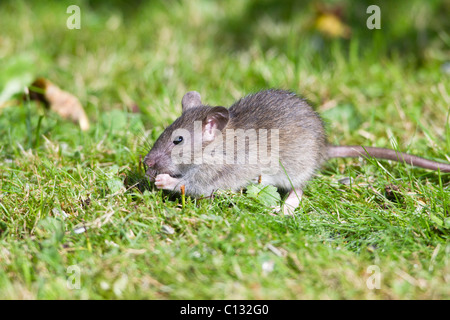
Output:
0,0,449,300
0,0,449,150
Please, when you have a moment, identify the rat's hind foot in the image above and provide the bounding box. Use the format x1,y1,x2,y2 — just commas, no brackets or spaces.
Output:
155,174,180,191
282,188,303,216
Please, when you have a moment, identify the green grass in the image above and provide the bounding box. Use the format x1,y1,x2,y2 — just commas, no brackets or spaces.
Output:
0,0,449,299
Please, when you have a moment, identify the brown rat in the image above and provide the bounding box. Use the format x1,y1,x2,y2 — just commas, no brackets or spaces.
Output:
144,89,450,214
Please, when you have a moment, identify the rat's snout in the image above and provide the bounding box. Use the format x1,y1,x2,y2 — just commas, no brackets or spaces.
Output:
144,154,159,181
144,155,155,168
143,152,168,173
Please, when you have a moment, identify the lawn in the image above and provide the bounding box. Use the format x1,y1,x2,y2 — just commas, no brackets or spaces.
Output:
0,0,449,299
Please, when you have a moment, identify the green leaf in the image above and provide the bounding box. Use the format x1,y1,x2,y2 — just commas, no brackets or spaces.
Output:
107,178,124,194
246,184,281,207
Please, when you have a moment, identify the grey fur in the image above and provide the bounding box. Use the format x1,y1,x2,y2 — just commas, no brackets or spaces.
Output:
144,89,450,198
144,89,327,196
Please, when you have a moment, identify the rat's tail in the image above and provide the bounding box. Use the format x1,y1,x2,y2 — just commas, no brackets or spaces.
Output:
328,145,450,172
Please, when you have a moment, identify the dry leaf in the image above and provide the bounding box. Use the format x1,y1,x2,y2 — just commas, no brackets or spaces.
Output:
315,13,351,38
29,78,90,131
314,4,351,39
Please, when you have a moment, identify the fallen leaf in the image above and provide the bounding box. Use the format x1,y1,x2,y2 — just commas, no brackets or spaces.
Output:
29,78,90,131
246,184,281,207
313,4,351,39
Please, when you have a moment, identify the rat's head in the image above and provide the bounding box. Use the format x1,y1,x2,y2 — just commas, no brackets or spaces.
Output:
144,91,229,179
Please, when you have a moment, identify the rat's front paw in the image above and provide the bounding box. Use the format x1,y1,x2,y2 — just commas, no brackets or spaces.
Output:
155,174,180,190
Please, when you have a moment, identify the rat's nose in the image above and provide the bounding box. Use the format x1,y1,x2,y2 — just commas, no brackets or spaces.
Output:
144,155,155,168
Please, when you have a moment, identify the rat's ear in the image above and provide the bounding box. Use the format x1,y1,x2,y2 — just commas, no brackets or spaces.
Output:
181,91,202,113
202,106,229,142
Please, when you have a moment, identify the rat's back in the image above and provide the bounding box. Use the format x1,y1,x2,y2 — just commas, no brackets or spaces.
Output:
226,89,328,191
229,90,322,132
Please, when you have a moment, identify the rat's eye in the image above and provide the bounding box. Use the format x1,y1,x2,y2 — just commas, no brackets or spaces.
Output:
173,136,184,145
